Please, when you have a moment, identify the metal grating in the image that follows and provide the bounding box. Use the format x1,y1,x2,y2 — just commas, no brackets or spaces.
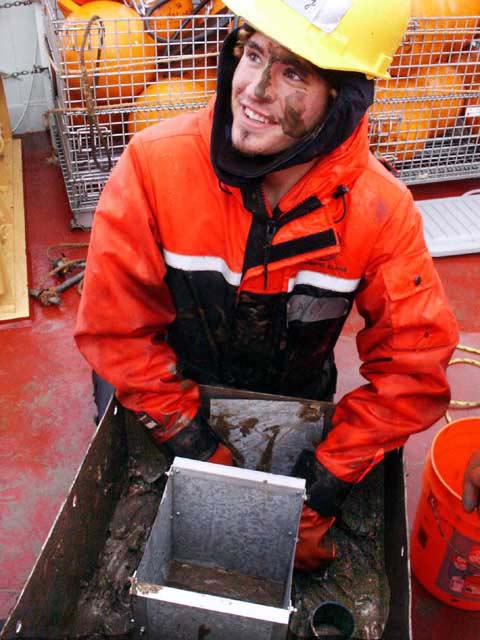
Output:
41,1,480,227
416,192,480,257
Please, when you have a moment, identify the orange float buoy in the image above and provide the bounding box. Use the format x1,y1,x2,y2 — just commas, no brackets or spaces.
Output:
57,0,84,15
146,0,193,43
127,76,214,135
391,0,479,77
370,64,466,162
151,0,228,76
411,418,480,610
60,0,123,7
464,97,480,139
191,0,229,71
61,1,156,106
422,64,466,130
70,109,123,132
449,41,480,90
196,0,227,24
448,41,480,139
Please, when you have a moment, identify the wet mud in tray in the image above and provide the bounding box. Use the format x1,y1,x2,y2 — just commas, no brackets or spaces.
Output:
2,403,393,640
289,462,388,640
70,409,387,639
68,450,167,639
165,560,285,607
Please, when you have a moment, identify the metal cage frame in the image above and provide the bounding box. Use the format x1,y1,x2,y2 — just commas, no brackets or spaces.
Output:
41,0,480,227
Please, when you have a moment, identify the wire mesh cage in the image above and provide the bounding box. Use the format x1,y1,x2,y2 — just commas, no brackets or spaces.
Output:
41,0,480,227
370,14,480,185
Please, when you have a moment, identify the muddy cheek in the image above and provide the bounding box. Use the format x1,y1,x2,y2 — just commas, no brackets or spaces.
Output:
280,92,308,139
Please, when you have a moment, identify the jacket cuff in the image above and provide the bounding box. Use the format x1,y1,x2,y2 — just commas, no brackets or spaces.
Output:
136,409,193,444
293,449,352,517
137,411,219,461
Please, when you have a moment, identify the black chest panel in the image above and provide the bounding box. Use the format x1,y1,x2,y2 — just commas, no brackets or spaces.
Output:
165,267,354,400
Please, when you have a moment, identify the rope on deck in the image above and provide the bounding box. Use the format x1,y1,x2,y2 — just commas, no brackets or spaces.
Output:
446,344,480,423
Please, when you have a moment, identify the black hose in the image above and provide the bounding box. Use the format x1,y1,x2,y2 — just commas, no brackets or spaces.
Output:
145,0,229,48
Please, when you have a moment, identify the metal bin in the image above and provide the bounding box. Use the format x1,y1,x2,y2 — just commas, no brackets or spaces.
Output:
131,457,305,640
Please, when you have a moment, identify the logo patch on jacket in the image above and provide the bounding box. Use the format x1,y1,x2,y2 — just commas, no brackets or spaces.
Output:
287,295,350,324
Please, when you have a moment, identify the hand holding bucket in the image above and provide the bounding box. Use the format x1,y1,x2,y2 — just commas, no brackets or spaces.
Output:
411,344,480,609
463,450,480,518
411,417,480,610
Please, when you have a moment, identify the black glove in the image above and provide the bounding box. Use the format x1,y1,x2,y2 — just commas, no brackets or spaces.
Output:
293,449,352,517
163,412,220,461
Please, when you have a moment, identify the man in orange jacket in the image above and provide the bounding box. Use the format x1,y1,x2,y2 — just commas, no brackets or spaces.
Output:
75,0,459,571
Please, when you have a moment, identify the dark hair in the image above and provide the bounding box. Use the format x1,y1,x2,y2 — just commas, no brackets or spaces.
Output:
233,22,255,59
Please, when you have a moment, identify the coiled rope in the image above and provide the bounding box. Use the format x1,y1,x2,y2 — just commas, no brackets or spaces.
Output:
446,344,480,423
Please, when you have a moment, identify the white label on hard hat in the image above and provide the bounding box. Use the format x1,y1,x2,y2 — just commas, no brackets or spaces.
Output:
282,0,352,33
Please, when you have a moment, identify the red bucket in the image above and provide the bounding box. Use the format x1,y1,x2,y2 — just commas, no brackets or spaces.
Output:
411,417,480,609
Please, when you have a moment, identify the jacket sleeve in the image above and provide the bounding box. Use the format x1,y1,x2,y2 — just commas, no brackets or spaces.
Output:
315,190,459,485
74,137,200,439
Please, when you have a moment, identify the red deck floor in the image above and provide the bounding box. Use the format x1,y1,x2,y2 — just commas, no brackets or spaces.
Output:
1,130,479,637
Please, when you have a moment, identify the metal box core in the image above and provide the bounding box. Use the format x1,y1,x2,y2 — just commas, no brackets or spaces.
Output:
131,457,305,640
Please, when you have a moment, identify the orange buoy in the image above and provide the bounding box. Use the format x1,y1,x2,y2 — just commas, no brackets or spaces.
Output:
59,0,123,7
369,64,465,162
411,418,480,610
421,64,466,130
197,0,225,18
127,76,214,135
146,0,193,43
150,0,227,77
391,0,479,77
464,99,480,139
191,0,229,72
61,1,156,106
57,0,84,15
70,109,123,132
449,41,480,90
448,42,480,139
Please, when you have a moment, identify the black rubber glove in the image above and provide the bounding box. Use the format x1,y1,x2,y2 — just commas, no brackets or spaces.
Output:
163,412,220,461
292,449,352,517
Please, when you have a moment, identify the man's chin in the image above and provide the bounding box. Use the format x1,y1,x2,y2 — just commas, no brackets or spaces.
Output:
231,137,272,157
231,132,289,157
231,143,258,158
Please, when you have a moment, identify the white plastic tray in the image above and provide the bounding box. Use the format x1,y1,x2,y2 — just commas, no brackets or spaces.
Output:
416,192,480,257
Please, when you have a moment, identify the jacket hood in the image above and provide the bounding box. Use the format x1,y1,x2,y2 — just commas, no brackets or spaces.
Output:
210,28,375,190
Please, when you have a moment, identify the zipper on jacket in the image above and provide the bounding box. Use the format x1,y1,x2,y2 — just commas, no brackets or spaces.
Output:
241,190,327,290
275,195,324,228
263,219,278,289
261,196,325,289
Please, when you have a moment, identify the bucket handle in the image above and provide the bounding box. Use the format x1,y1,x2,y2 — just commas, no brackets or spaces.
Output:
429,495,480,572
445,344,480,423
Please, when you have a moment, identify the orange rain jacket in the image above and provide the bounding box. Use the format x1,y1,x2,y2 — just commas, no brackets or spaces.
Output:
75,101,459,486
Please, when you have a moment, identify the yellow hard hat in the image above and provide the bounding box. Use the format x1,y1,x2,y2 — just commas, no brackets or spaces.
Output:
223,0,411,79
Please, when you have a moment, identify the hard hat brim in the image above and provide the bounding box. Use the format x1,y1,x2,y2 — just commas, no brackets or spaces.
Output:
223,0,411,80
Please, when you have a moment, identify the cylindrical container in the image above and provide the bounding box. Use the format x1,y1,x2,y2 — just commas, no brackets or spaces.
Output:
310,602,355,638
411,417,480,610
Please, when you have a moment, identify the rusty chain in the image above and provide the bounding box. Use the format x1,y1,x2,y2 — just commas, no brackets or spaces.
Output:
0,0,36,7
1,65,48,80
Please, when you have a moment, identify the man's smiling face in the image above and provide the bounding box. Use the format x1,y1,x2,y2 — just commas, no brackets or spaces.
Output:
230,31,332,156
